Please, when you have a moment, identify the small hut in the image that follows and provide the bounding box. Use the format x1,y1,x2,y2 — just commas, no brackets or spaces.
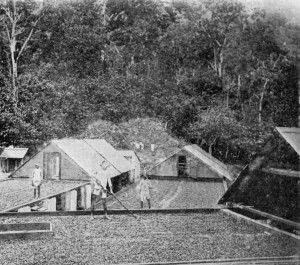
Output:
10,139,132,193
147,144,232,182
0,147,28,173
219,128,300,222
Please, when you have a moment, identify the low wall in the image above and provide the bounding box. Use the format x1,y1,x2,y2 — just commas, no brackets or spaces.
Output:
0,222,53,240
148,175,224,182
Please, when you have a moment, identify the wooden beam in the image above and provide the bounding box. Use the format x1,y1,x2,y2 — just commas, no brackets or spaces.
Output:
132,255,300,265
262,168,300,179
0,222,53,240
222,209,300,241
238,206,300,231
0,207,227,217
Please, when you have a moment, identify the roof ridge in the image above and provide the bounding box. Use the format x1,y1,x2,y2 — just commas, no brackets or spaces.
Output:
146,148,182,173
3,147,28,150
82,139,121,174
185,145,232,181
190,144,228,169
83,139,132,174
52,141,92,178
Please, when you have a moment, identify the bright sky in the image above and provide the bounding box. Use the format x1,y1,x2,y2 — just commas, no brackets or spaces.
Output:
237,0,300,24
262,0,300,24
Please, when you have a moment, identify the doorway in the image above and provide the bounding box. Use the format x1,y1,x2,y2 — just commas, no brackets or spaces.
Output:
178,155,188,177
43,152,61,180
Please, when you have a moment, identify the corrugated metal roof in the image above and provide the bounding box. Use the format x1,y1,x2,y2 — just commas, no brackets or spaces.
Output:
184,145,233,181
0,148,28,159
276,127,300,156
84,139,132,173
52,139,129,178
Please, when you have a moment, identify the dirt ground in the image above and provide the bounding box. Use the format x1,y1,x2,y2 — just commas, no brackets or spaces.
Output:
105,179,225,210
0,172,11,180
0,213,299,265
0,179,85,211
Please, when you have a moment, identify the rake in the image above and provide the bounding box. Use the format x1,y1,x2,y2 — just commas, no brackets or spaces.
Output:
107,190,139,219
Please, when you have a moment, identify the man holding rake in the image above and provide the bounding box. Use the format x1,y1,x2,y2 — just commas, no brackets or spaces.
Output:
90,160,114,220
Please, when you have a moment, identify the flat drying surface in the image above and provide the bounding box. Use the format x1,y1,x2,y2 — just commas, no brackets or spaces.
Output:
0,212,299,264
106,179,225,209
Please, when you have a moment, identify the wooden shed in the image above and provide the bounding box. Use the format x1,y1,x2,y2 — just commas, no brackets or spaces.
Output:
147,144,233,182
219,128,300,222
9,139,132,192
119,150,141,183
0,147,28,173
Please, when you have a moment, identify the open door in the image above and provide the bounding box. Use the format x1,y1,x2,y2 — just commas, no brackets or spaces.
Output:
178,155,188,177
43,152,61,180
124,155,135,183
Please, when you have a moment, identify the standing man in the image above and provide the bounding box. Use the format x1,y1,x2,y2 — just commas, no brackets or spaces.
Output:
32,164,42,199
139,174,152,209
90,160,114,220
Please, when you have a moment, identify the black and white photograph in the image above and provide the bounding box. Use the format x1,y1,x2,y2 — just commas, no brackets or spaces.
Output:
0,0,299,264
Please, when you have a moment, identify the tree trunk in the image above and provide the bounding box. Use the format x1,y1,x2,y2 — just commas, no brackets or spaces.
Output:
218,49,223,78
237,74,241,101
213,48,218,72
3,0,46,105
10,40,18,103
258,92,263,123
5,0,18,104
218,38,226,80
225,146,229,160
10,1,18,104
259,79,269,123
226,89,229,108
101,0,107,25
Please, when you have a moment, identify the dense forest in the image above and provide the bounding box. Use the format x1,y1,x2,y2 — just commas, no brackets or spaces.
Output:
0,0,299,164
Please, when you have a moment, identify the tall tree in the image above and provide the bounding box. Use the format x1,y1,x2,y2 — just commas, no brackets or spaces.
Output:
200,0,247,89
0,0,47,103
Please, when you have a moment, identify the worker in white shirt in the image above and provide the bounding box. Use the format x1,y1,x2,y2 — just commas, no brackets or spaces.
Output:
90,160,114,220
139,174,152,209
32,164,42,199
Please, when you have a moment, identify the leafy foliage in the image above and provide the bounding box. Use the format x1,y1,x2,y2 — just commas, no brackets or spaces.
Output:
0,0,298,164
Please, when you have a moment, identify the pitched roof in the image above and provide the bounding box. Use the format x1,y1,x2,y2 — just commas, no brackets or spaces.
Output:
184,145,233,181
84,139,132,172
276,127,300,156
0,148,28,159
52,139,131,178
218,136,278,205
148,145,233,181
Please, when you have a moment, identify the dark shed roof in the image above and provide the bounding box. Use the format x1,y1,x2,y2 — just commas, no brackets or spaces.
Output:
0,148,28,159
